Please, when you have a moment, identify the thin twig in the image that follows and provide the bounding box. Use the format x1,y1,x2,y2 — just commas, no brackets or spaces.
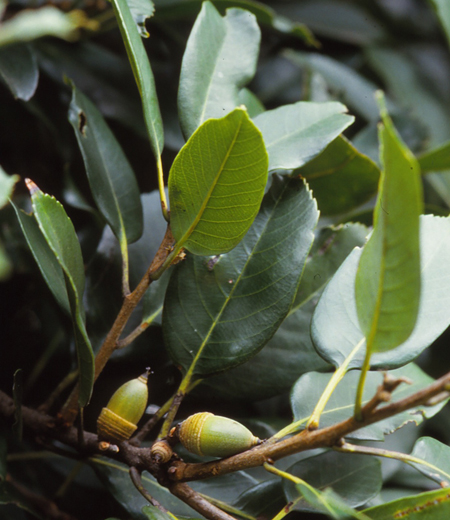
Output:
129,467,169,512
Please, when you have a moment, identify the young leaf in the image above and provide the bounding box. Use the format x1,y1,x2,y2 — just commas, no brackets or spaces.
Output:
27,181,94,407
295,136,380,215
363,486,450,519
110,0,163,161
169,108,268,256
178,1,260,139
253,101,354,171
355,94,422,356
164,175,318,377
311,215,450,370
0,44,38,101
68,83,143,244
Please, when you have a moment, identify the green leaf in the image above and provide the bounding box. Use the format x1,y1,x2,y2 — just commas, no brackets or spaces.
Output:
0,7,94,47
233,480,285,520
283,451,381,512
0,166,19,209
253,101,354,171
111,0,164,161
295,136,380,215
169,108,268,255
363,487,450,520
355,95,422,356
13,204,70,313
178,1,260,139
409,437,450,484
128,0,155,38
429,0,450,49
289,364,446,441
68,82,143,244
419,142,450,173
312,215,450,369
164,175,318,377
28,183,94,407
142,506,179,520
0,44,38,101
237,88,265,117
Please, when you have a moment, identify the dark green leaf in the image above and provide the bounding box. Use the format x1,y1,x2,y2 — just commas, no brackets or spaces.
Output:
296,136,380,215
68,82,143,244
169,108,268,255
29,183,94,406
0,166,19,209
164,175,318,377
363,487,450,519
355,95,422,355
289,364,446,441
419,142,450,172
253,101,353,171
312,215,450,369
178,1,260,138
128,0,155,38
233,479,285,520
111,0,164,161
283,451,381,512
0,44,38,100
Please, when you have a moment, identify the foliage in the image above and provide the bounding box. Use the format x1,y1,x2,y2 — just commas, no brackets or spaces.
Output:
2,1,450,520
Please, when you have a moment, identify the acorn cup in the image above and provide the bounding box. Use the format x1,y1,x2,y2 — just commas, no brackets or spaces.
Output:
177,412,260,458
97,370,149,443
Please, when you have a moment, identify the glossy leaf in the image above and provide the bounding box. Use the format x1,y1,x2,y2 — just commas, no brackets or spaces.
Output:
164,175,318,377
312,215,450,369
419,141,450,172
200,224,367,401
0,166,19,208
29,184,94,406
409,437,450,484
283,451,381,512
253,101,354,171
0,44,38,100
289,364,446,441
128,0,154,38
355,96,422,357
363,487,450,520
68,83,143,244
296,136,380,215
169,108,268,255
178,1,260,138
111,0,164,161
0,6,94,47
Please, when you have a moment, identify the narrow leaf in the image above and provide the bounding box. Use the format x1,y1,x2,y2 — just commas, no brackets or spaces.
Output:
68,83,143,244
169,108,268,256
178,1,260,139
110,0,163,160
253,101,354,171
295,135,380,215
28,181,94,406
355,94,422,355
312,215,450,369
419,141,450,173
164,175,318,377
0,44,38,100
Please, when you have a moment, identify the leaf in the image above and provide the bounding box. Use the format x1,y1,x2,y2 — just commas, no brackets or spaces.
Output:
233,480,285,520
289,364,446,441
312,215,450,369
142,506,179,520
295,136,380,215
363,487,450,520
0,166,19,208
110,0,164,161
237,88,265,117
127,0,155,38
409,437,450,484
0,44,38,100
0,7,95,47
28,182,94,406
164,175,318,377
429,0,450,49
178,1,260,139
13,204,70,313
68,82,143,244
283,451,381,512
355,96,422,359
253,101,354,171
419,142,450,173
169,108,268,255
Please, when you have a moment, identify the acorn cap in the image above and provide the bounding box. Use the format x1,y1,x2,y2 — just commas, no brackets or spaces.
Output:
97,407,138,442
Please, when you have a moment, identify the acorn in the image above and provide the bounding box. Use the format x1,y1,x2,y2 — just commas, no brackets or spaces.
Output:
178,412,260,458
97,370,149,443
